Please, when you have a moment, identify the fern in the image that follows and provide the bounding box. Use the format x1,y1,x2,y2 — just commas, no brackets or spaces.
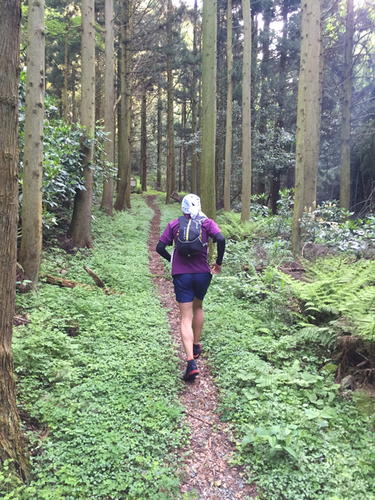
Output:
294,326,336,348
281,256,375,342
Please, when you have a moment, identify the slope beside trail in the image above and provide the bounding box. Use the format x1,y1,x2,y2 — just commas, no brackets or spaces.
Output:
146,196,256,500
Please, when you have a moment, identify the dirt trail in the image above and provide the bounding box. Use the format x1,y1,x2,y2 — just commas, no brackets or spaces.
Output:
146,196,256,500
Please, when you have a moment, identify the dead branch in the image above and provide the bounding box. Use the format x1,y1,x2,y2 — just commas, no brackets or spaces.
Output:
83,265,105,288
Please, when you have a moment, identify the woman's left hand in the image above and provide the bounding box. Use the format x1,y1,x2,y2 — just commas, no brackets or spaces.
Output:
211,262,222,275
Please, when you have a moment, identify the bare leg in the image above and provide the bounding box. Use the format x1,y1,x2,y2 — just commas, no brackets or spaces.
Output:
178,301,194,360
192,297,204,344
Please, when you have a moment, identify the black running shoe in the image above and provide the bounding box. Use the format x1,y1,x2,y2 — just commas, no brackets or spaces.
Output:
193,343,202,359
183,360,199,382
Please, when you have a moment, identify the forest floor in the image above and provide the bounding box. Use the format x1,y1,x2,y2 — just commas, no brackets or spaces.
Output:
146,196,257,500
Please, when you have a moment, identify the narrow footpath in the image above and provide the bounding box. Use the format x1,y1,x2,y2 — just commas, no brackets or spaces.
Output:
146,196,256,500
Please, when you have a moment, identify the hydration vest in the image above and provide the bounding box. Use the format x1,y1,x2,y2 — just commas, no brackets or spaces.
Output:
176,215,208,257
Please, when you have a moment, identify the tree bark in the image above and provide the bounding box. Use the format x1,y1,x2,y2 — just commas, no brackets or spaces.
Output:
339,0,354,210
157,81,162,190
69,0,95,247
166,0,176,204
0,0,30,476
19,0,45,283
100,0,115,216
292,0,323,254
190,0,198,195
200,0,217,220
63,27,69,121
224,0,233,212
241,0,252,222
182,99,187,192
114,0,128,210
141,91,147,191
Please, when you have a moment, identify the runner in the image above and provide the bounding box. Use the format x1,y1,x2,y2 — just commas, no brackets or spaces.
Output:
156,194,225,382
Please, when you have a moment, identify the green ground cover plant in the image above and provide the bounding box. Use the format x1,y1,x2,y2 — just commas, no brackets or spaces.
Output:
157,197,375,500
7,196,187,500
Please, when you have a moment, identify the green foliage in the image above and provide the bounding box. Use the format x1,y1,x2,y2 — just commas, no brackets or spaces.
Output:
282,256,375,341
162,213,375,500
13,197,187,499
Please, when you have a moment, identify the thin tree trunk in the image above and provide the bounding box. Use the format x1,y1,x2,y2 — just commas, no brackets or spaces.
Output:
182,99,187,192
200,0,217,220
72,64,77,123
0,0,30,476
124,2,132,209
141,91,147,192
241,0,252,222
101,0,115,216
292,0,323,254
339,0,354,210
258,7,272,135
166,0,175,204
19,0,45,283
157,81,162,190
224,0,233,212
63,28,69,121
190,0,198,194
69,0,95,247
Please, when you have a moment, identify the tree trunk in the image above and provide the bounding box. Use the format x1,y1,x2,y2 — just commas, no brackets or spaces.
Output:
72,64,77,123
292,0,323,254
19,0,45,283
157,81,162,190
166,0,175,204
69,0,95,247
224,0,233,212
63,28,69,121
0,0,30,476
190,0,198,194
241,0,252,222
182,99,187,192
339,0,354,210
200,0,217,220
258,6,272,135
114,0,131,211
101,0,115,216
124,4,132,210
141,91,147,192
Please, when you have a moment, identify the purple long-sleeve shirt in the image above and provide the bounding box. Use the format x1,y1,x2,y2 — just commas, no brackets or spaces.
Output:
159,216,221,275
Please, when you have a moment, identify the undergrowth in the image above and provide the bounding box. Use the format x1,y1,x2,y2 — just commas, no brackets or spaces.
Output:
6,196,187,500
157,197,375,500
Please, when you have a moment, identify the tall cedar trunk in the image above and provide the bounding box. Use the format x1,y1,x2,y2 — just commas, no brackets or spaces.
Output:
125,20,132,211
291,0,323,254
166,0,175,204
101,0,115,216
19,0,45,283
182,100,187,192
114,0,131,210
224,0,233,212
190,0,198,194
339,0,354,210
179,103,183,192
141,91,147,192
63,28,68,121
157,82,162,190
258,7,272,135
69,0,95,247
0,0,30,476
72,64,77,123
241,0,252,222
251,14,258,131
200,0,217,219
